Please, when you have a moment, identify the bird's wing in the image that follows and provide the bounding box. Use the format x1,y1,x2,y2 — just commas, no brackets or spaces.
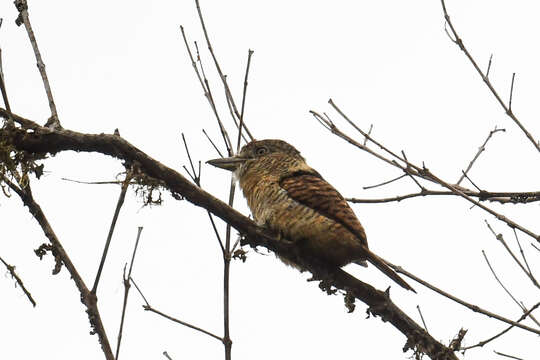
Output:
279,171,368,246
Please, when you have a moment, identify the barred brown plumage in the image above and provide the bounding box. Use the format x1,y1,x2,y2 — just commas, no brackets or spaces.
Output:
208,139,414,292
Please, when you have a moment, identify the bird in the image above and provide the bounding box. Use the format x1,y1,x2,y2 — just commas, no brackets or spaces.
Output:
207,139,414,292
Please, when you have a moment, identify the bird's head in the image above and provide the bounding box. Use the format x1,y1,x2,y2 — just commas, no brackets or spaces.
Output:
207,139,308,180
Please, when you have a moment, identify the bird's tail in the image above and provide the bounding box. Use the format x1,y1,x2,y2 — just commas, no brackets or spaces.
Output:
365,251,416,293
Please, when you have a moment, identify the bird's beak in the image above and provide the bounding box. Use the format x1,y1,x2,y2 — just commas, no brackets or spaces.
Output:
206,156,246,171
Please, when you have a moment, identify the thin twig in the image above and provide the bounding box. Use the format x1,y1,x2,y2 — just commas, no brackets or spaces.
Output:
0,48,13,116
14,0,60,128
221,176,236,360
440,0,539,153
486,54,493,78
460,170,482,192
185,11,248,352
181,134,225,253
485,221,540,289
131,275,223,342
181,133,200,185
194,0,254,142
130,277,150,307
493,350,524,360
236,49,254,152
387,261,540,335
482,250,522,309
316,101,540,241
513,228,536,282
179,26,232,155
91,171,133,294
457,126,506,185
0,255,36,307
348,189,540,204
461,302,540,351
202,129,224,158
363,174,407,190
482,245,540,326
401,151,425,191
416,305,429,332
223,90,248,145
363,124,373,146
310,110,400,169
115,226,144,360
482,248,540,327
163,351,173,360
144,305,223,342
508,73,516,113
61,178,125,185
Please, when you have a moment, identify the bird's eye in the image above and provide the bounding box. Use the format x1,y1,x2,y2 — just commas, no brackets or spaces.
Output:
255,146,268,156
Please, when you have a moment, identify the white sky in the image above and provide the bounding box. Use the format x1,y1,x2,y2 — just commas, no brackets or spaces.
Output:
1,1,539,359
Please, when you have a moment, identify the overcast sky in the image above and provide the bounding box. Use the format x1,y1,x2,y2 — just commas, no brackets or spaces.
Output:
1,1,539,359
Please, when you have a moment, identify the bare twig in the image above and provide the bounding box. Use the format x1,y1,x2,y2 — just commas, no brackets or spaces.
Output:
363,174,407,190
179,26,232,155
181,133,225,253
482,250,521,309
0,255,36,307
363,124,373,146
181,133,200,184
91,171,133,294
493,350,524,360
194,0,254,142
129,277,150,307
313,102,540,242
486,54,493,78
513,228,536,283
202,129,224,158
482,249,540,328
387,261,540,335
14,0,60,128
508,73,516,113
401,150,425,191
460,170,482,192
440,0,540,153
61,178,125,185
115,226,144,360
131,275,223,342
236,49,254,152
0,48,13,116
144,305,223,342
485,222,540,289
348,189,540,204
163,351,173,360
457,127,506,185
221,176,236,360
461,302,540,351
416,305,429,332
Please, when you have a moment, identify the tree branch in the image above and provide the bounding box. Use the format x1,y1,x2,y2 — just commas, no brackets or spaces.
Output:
440,0,539,153
0,254,36,307
1,112,458,360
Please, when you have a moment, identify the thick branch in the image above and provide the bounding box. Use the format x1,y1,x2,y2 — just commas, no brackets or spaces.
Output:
1,112,457,360
1,175,113,359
